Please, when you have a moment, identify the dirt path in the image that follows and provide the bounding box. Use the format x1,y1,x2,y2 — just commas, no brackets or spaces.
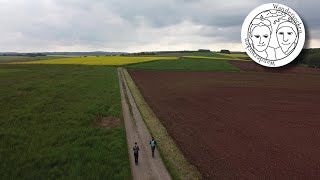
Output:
118,68,171,180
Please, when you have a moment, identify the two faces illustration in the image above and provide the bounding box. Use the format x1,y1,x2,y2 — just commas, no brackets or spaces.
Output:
249,17,298,60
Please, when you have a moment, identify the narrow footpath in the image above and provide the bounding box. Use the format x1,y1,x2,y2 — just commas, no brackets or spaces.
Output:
118,67,171,180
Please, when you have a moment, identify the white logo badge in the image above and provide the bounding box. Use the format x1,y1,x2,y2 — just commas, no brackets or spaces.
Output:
241,3,305,67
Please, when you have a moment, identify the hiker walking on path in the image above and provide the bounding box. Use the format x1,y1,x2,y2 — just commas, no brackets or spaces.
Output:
149,137,157,158
133,142,140,165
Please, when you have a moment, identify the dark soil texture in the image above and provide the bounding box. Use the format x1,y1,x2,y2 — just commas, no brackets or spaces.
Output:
230,61,320,75
129,70,320,179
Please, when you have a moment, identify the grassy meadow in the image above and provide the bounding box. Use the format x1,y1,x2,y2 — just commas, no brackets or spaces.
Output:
178,51,250,61
0,64,131,179
10,56,178,66
220,53,249,58
191,51,234,58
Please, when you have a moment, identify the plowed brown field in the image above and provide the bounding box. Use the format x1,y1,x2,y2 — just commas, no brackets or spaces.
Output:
129,70,320,179
230,61,320,75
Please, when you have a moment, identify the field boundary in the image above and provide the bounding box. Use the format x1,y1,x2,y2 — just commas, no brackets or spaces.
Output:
122,68,201,180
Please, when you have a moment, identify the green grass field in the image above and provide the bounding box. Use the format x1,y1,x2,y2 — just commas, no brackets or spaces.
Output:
0,64,131,179
191,52,234,58
126,57,240,71
0,56,66,62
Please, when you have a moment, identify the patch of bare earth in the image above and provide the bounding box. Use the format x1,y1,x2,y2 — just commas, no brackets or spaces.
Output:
95,116,119,128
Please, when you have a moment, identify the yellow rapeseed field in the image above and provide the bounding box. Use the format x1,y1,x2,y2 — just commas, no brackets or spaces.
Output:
11,56,178,66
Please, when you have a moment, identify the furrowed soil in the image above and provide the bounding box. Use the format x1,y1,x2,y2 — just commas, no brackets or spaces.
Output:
230,60,320,75
129,70,320,179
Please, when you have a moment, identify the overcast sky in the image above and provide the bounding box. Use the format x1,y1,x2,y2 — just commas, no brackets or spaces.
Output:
0,0,319,52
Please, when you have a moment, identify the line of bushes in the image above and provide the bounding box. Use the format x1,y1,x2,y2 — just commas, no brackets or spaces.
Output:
292,48,320,68
0,53,47,57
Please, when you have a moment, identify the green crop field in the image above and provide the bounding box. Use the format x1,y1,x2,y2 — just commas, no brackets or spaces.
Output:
126,57,240,71
191,52,234,59
0,64,131,179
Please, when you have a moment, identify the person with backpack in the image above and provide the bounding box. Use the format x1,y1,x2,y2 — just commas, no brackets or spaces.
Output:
133,142,140,165
149,137,157,158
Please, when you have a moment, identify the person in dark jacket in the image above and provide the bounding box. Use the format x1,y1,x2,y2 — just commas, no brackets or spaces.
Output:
133,142,140,165
149,137,157,158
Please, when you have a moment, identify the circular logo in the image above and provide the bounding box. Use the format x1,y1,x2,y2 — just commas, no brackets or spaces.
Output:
241,3,305,67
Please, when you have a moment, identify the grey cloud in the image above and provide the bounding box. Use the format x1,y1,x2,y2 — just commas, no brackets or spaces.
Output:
0,0,319,52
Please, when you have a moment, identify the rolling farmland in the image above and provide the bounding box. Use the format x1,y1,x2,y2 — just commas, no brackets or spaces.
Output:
10,56,178,66
3,53,319,179
2,0,319,179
